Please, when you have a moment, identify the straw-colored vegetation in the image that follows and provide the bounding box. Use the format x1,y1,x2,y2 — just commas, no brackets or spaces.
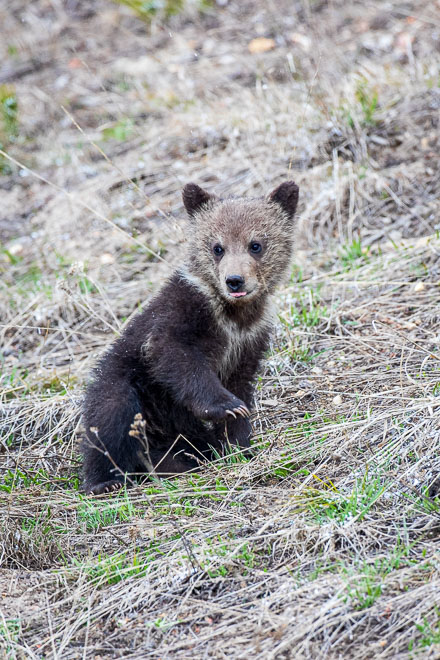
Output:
1,0,439,657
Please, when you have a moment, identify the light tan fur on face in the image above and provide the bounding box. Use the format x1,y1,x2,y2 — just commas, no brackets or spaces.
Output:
186,198,296,304
217,247,258,298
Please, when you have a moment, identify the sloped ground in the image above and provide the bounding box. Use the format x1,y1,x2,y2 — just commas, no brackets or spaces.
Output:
1,0,440,657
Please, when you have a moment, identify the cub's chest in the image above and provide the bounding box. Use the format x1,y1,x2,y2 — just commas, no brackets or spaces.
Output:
216,322,264,381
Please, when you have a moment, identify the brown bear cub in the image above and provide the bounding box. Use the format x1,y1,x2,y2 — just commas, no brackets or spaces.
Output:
82,181,299,494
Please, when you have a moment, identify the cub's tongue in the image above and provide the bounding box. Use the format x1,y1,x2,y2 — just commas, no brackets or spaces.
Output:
230,291,247,298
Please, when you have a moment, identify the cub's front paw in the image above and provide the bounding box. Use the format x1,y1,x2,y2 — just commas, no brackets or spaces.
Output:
86,479,124,496
200,395,250,422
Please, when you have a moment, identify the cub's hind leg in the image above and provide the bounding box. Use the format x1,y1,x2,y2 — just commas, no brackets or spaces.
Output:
82,379,143,495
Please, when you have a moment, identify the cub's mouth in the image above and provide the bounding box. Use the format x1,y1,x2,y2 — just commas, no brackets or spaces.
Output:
226,287,258,302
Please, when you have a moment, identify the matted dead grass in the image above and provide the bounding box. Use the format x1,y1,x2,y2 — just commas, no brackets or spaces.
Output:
1,0,440,657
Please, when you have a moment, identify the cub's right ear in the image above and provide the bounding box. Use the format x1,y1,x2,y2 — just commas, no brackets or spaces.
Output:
182,183,217,217
268,181,299,219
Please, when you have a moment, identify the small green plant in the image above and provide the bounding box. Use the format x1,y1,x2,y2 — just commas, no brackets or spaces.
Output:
237,542,258,571
0,468,55,493
290,263,303,283
288,288,326,328
101,118,134,142
269,458,305,479
401,488,440,515
145,617,181,630
0,85,18,138
355,80,379,126
112,0,208,22
0,244,21,264
0,618,20,657
201,539,230,578
79,539,169,586
78,274,98,294
305,468,387,524
343,80,379,129
341,79,379,130
344,562,384,609
339,238,367,267
78,489,137,531
409,609,440,651
343,542,416,610
80,550,148,585
200,536,262,578
0,84,18,174
277,287,328,362
0,364,30,398
122,0,183,19
210,442,251,466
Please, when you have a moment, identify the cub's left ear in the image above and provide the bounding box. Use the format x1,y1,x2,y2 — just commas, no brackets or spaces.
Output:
268,181,299,219
182,183,217,217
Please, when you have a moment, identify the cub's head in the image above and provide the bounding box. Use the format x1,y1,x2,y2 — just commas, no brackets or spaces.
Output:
182,181,299,305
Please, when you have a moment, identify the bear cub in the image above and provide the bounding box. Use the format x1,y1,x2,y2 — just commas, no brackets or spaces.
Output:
82,181,299,494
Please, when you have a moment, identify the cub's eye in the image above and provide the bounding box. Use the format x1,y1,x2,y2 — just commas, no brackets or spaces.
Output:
213,244,224,256
250,242,262,254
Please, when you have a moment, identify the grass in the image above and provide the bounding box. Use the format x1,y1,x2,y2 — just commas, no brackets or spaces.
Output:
0,467,65,492
343,553,407,610
1,0,440,657
74,545,161,586
112,0,210,21
302,468,388,524
409,610,440,652
0,618,20,658
339,237,366,267
354,79,380,127
101,118,134,142
78,489,139,530
0,84,18,173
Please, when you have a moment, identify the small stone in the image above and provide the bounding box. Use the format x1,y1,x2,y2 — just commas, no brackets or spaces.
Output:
332,394,343,406
248,37,276,54
413,281,425,292
8,243,24,256
100,252,115,265
289,32,311,51
394,31,414,53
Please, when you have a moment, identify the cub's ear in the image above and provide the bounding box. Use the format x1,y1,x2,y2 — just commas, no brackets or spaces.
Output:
182,183,217,217
268,181,299,218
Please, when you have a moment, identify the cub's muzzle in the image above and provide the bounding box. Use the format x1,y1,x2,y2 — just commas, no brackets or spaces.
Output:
226,275,245,293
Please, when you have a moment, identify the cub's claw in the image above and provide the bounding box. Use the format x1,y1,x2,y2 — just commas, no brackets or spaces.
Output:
226,403,251,419
87,480,124,496
235,405,250,418
202,396,250,422
107,482,123,493
226,405,250,419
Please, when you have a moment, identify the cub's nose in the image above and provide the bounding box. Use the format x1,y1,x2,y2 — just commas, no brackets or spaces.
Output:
226,275,245,292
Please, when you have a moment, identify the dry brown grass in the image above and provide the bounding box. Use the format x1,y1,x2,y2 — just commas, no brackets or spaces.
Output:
1,0,440,657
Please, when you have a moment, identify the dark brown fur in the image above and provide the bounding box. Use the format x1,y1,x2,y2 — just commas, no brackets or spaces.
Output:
81,181,299,494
